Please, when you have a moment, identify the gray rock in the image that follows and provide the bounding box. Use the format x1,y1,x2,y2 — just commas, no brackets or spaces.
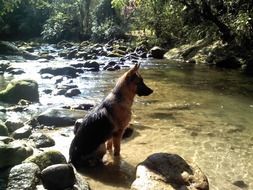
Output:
41,164,75,190
0,79,39,103
6,163,40,190
0,136,14,143
24,150,67,170
150,46,166,59
12,125,32,139
0,120,8,136
29,133,55,148
131,153,209,190
5,119,24,133
65,88,81,97
83,61,100,71
37,108,84,127
0,141,33,168
39,66,80,78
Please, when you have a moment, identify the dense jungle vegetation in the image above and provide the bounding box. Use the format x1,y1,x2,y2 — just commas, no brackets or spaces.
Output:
0,0,253,72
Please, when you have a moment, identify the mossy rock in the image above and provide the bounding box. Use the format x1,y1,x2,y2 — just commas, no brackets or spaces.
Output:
0,79,39,104
0,120,8,136
0,141,33,168
24,150,67,170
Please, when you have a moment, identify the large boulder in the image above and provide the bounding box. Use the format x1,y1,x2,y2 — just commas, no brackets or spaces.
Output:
6,163,40,190
131,153,209,190
0,79,39,104
24,150,67,170
150,46,166,59
0,141,33,168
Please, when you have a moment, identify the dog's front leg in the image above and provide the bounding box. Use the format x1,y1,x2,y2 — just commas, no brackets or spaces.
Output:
113,129,124,156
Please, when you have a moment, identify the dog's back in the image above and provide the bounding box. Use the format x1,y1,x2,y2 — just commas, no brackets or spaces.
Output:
69,104,114,167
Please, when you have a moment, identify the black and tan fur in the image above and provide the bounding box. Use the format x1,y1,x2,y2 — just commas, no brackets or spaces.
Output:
69,64,153,168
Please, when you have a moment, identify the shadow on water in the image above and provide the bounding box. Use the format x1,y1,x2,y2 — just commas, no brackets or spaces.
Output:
78,155,136,189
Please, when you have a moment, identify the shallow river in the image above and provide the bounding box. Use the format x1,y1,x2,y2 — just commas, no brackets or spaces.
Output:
1,57,253,190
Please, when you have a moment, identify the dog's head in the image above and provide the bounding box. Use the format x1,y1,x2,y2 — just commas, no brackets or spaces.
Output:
126,63,153,96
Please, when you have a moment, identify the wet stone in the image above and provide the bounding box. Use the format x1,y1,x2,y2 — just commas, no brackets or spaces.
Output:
232,180,248,189
65,88,81,97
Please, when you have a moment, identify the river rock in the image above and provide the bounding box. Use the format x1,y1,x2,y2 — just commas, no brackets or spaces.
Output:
131,153,209,190
41,164,75,190
83,61,100,71
150,46,166,59
65,88,81,97
29,133,55,148
5,118,24,133
37,108,84,127
0,141,33,168
39,66,80,78
6,163,40,190
6,67,25,75
0,79,39,103
11,125,32,139
24,150,67,170
0,41,39,60
0,120,8,136
0,136,13,143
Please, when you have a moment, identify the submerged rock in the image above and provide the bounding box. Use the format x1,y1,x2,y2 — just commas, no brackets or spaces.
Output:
24,150,67,170
0,79,39,104
41,164,75,190
131,153,209,190
6,163,40,190
0,141,33,168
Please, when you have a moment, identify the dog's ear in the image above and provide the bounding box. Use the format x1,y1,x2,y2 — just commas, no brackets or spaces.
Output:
128,63,140,76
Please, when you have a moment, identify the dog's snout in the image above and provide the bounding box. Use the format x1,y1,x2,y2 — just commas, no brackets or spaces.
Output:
137,82,153,96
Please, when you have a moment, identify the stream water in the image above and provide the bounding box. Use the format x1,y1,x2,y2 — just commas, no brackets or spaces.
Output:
0,57,253,190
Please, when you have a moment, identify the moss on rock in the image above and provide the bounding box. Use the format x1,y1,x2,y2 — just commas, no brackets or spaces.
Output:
24,150,67,170
0,79,39,104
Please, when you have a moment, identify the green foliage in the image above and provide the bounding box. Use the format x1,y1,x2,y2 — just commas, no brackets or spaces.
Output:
41,0,81,42
0,0,49,40
91,0,126,41
91,18,125,42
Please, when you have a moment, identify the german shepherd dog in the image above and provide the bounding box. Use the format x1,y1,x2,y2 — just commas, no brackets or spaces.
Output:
69,64,153,168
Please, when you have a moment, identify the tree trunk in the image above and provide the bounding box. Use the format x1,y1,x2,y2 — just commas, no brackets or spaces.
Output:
79,0,91,40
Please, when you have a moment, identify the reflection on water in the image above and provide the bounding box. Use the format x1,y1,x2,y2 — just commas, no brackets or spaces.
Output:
1,58,253,189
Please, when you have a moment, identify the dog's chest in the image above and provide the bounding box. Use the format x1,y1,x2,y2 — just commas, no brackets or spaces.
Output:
110,103,131,129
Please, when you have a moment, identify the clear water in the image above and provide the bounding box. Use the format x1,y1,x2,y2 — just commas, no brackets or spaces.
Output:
0,58,253,189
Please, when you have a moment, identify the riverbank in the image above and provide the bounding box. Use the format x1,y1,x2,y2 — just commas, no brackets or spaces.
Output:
0,41,253,189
